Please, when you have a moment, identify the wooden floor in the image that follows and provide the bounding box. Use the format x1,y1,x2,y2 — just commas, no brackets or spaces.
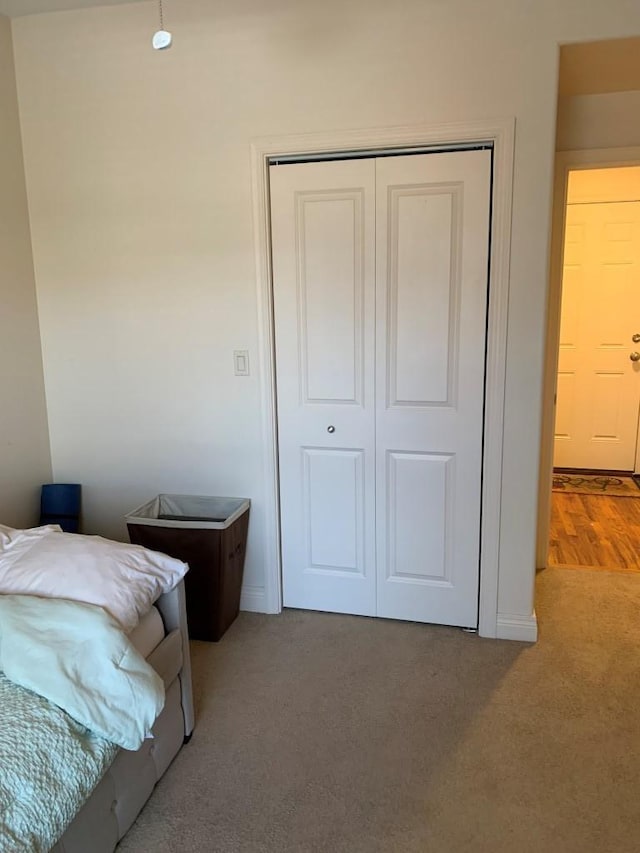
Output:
548,491,640,572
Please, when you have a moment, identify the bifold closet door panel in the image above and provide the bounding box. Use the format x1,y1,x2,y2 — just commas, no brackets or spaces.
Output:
270,159,377,616
374,150,491,628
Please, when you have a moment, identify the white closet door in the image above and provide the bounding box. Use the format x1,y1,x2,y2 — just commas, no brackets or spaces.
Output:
271,149,491,628
375,150,491,628
270,159,377,615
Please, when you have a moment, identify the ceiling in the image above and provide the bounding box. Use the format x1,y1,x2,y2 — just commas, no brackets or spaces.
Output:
0,0,145,16
559,37,640,97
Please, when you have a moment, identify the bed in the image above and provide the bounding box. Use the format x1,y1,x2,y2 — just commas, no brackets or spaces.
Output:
0,523,195,853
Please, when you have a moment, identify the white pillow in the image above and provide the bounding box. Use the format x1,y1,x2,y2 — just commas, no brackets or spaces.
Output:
0,523,62,552
0,527,188,632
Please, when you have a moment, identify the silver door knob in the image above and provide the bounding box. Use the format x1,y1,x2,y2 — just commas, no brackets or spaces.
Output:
630,352,640,362
633,334,640,343
327,425,335,433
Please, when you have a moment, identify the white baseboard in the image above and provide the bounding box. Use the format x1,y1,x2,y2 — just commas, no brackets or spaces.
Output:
496,610,538,643
240,592,539,638
240,584,268,613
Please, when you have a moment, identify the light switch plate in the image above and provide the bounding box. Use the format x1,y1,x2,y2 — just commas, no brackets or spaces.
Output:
234,350,250,376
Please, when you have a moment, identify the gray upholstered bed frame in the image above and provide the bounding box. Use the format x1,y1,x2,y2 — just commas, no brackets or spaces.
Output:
50,581,195,853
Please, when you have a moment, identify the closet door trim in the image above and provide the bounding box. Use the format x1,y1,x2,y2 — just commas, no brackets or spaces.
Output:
250,118,527,641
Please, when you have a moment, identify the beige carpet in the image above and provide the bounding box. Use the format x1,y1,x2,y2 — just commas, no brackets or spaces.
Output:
118,568,640,853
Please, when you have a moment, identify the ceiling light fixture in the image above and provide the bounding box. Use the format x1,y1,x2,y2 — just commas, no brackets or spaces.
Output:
152,0,172,50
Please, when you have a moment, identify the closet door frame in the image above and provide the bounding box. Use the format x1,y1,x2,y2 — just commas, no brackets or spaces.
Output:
250,118,519,641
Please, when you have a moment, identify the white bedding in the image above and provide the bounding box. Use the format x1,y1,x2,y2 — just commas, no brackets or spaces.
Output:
0,524,188,631
0,522,188,853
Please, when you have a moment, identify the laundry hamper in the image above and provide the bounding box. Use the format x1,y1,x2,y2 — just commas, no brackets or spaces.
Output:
126,495,250,641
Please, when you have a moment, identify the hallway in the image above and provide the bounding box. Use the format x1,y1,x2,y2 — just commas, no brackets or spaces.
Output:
548,491,640,571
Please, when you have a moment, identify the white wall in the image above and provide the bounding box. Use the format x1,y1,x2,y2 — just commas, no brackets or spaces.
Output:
11,0,640,624
557,91,640,150
0,15,51,527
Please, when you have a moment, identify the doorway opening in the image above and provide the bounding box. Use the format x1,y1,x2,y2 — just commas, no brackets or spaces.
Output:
537,35,640,584
548,165,640,573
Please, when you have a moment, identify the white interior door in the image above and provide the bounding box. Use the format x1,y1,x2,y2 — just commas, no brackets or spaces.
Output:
270,159,377,615
374,151,491,627
270,149,491,628
554,201,640,470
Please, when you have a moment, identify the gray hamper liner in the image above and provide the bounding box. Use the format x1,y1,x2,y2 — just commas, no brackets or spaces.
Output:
126,494,250,529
